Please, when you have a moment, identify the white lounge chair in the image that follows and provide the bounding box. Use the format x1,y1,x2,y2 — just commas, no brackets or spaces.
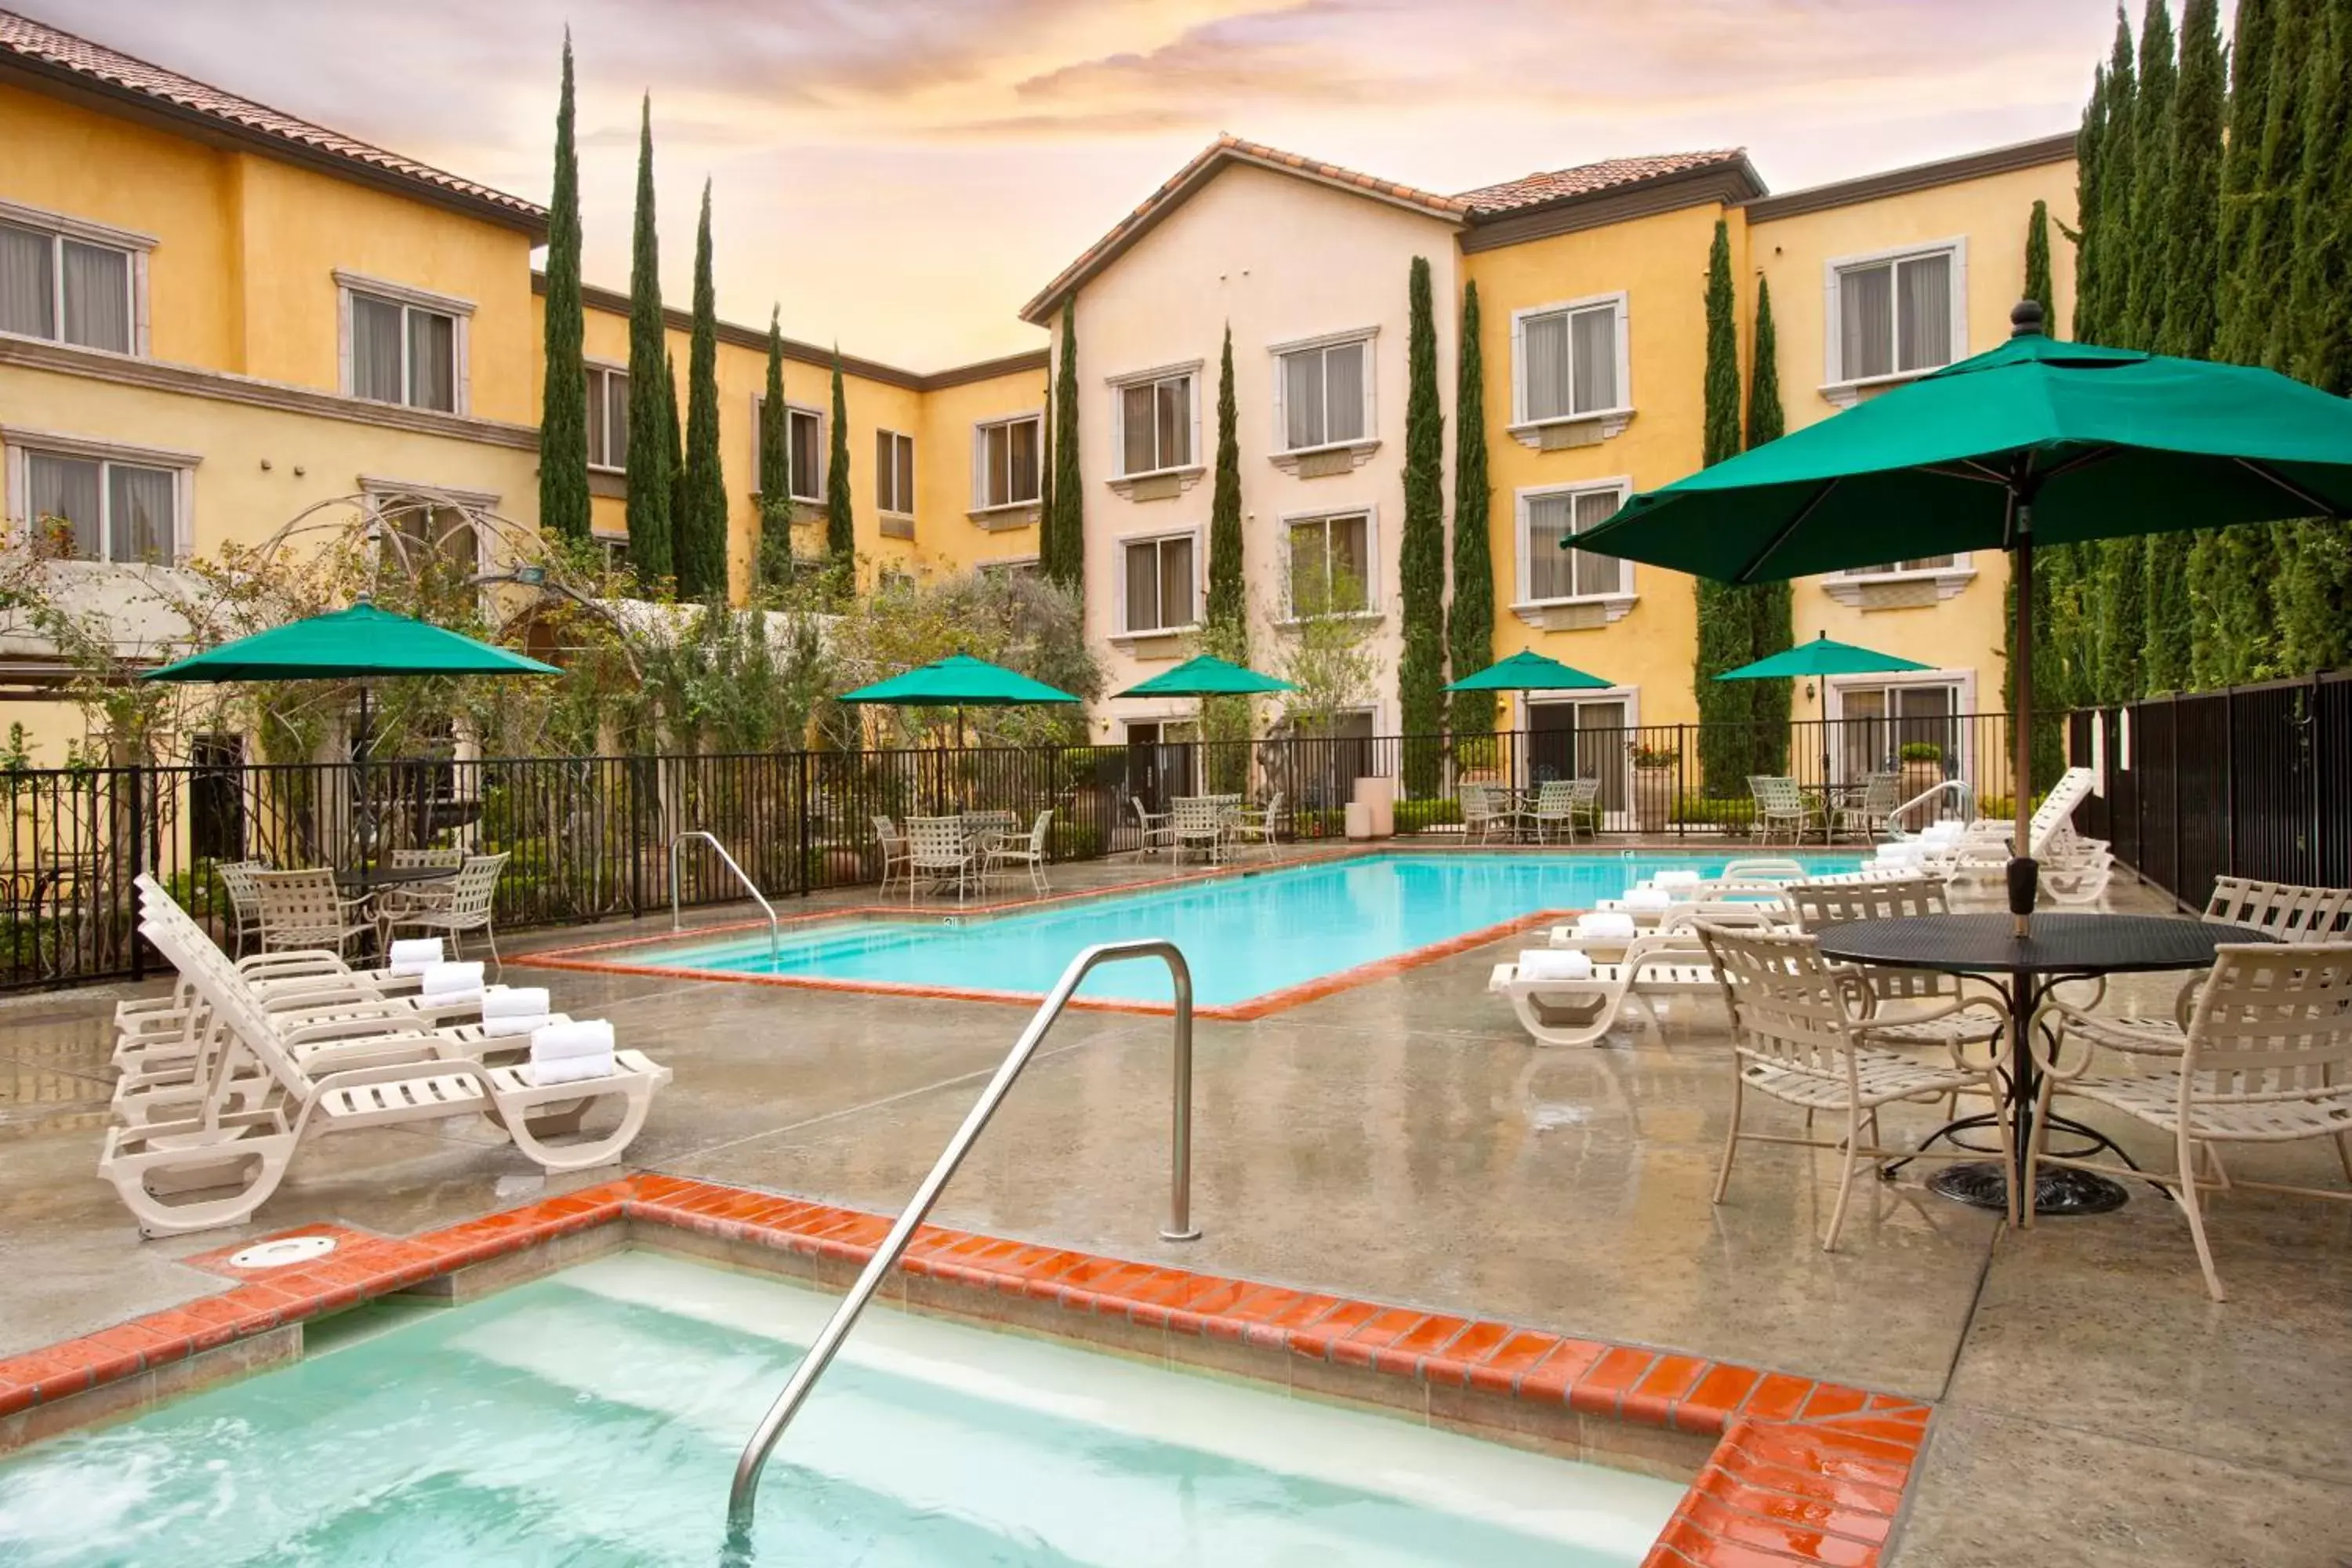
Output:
1549,898,1792,960
2025,940,2352,1300
1489,931,1723,1047
98,920,665,1236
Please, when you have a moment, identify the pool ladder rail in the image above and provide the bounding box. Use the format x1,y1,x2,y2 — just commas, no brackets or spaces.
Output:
668,831,779,961
725,938,1200,1540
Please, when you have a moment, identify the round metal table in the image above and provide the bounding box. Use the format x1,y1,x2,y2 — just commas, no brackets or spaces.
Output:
1815,913,2272,1217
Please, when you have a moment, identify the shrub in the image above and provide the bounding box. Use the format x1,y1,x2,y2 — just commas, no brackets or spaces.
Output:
1394,797,1462,833
1898,742,1944,764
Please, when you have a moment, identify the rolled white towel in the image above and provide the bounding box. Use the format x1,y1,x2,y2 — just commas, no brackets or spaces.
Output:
1875,843,1925,865
1922,821,1966,843
1517,949,1595,982
1653,869,1704,889
1573,911,1638,939
387,938,447,975
421,960,486,997
481,985,551,1021
480,1012,551,1038
528,1053,615,1087
532,1018,616,1062
1624,887,1674,913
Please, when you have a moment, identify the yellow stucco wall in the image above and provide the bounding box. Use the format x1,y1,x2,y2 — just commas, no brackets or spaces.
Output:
916,366,1051,573
1461,201,1732,729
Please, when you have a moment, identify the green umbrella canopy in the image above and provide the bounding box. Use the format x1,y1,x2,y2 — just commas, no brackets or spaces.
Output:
141,603,559,682
1573,309,2352,583
1444,648,1613,693
1712,631,1931,681
1113,655,1295,699
837,653,1079,706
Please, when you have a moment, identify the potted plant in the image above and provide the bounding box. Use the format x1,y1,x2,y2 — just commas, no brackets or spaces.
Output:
1629,743,1679,836
1897,740,1944,816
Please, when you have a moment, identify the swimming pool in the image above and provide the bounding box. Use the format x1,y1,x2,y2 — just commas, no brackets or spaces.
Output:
608,851,1860,1010
0,1250,1682,1565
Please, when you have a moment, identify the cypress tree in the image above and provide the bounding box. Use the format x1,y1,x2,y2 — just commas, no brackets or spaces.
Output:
1693,220,1754,793
2025,201,2056,331
756,307,793,593
1043,300,1083,589
2121,0,2176,350
661,350,685,595
1744,278,1791,775
825,352,854,570
537,32,590,546
2277,0,2352,673
1204,327,1245,646
1447,281,1496,735
2072,66,2111,343
624,96,673,588
676,181,728,601
1396,256,1447,793
2013,208,2068,780
2085,12,2138,342
2087,8,2154,699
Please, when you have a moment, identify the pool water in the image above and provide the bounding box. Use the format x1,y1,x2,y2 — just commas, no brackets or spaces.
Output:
655,851,1860,1006
0,1251,1683,1566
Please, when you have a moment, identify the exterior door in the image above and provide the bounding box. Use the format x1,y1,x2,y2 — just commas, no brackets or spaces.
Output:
1126,720,1197,811
1838,682,1959,780
1530,699,1632,816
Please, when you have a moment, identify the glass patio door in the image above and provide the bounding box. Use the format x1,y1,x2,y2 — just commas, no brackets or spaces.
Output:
1530,698,1631,816
1838,683,1958,781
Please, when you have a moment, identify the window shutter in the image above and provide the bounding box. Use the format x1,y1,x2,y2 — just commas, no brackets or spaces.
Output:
1509,317,1526,425
1189,378,1202,470
1513,493,1530,604
1822,269,1842,384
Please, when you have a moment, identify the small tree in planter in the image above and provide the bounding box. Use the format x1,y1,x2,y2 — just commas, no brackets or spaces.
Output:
1896,740,1945,821
1629,742,1680,836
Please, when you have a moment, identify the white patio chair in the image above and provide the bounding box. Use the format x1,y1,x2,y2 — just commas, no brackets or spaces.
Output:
1831,772,1902,844
1229,792,1283,860
212,858,267,958
1527,779,1599,843
1171,797,1227,866
2027,940,2352,1300
252,868,372,958
381,851,510,974
1130,796,1174,859
1784,877,2006,1061
1697,924,2013,1249
871,815,912,895
983,809,1054,895
905,815,978,902
388,847,466,872
1748,775,1818,844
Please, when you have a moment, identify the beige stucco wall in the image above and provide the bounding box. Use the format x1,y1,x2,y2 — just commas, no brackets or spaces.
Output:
1060,160,1461,740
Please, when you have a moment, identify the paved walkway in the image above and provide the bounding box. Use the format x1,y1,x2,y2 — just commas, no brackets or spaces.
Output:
1,852,2346,1565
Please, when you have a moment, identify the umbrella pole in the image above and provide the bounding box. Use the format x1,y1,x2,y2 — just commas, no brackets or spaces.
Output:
356,684,372,873
2009,525,2037,936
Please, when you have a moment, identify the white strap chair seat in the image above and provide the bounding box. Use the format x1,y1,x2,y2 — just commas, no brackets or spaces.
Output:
1740,1050,1984,1112
2060,1070,2352,1142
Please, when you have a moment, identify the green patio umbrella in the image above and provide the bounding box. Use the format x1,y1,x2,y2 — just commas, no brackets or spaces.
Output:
1714,632,1932,785
837,653,1080,710
1443,648,1613,693
1573,301,2352,927
1112,654,1294,699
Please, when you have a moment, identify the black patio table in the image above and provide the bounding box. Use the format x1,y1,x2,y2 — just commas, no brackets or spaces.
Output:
332,866,451,894
1815,913,2274,1217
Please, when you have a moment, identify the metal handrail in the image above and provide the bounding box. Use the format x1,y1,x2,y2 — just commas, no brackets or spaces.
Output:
669,831,779,960
1882,779,1980,837
725,938,1198,1538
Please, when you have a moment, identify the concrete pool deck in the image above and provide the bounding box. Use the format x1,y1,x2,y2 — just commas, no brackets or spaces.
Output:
2,848,2347,1565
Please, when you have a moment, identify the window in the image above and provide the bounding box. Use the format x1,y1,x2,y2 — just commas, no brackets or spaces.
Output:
1287,510,1371,616
1116,370,1194,476
1519,483,1628,603
1835,680,1962,783
349,292,457,411
974,414,1041,509
1122,533,1196,633
877,568,916,596
978,557,1040,579
0,215,136,354
586,365,629,471
1515,296,1625,424
1831,244,1959,383
16,448,179,563
876,430,915,515
369,492,481,581
755,399,826,503
1840,554,1959,578
1275,336,1370,452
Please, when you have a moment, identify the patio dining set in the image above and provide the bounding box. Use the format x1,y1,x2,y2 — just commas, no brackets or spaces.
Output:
213,850,510,971
873,810,1054,902
1129,793,1283,866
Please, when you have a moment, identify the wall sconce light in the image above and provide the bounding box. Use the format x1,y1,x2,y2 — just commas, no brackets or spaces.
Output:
1804,681,1817,700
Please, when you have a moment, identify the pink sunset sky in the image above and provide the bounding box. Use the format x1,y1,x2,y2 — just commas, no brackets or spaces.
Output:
30,1,2167,370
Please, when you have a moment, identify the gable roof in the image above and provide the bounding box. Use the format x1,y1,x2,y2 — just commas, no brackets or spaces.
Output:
0,7,546,238
1018,135,1471,325
1020,137,1763,324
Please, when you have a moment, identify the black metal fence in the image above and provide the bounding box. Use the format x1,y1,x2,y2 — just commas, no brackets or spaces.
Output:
0,710,2014,992
2068,671,2351,911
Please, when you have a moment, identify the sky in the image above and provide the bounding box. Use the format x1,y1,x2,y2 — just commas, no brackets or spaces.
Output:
27,1,2147,371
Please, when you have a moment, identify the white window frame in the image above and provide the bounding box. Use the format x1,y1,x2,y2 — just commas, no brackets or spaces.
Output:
876,428,915,518
753,396,827,503
334,270,474,415
1114,525,1202,637
1820,237,1968,403
1507,291,1632,444
977,554,1040,578
585,360,628,474
355,477,496,580
970,409,1044,513
1512,477,1635,616
1,426,198,563
1106,360,1203,485
1269,326,1378,459
1277,503,1381,622
0,199,154,357
1821,550,1977,604
1823,667,1976,783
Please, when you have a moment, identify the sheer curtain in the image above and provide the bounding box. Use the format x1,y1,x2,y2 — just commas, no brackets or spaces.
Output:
1158,537,1194,627
1121,384,1156,474
60,240,129,352
1526,493,1574,600
1896,254,1952,372
1324,343,1365,443
1329,513,1368,608
1125,541,1158,630
1524,313,1570,420
1570,490,1624,595
107,463,175,563
1155,378,1188,467
0,223,56,339
1570,307,1616,413
352,295,405,402
27,453,101,559
1283,350,1323,450
407,310,455,410
1839,263,1893,380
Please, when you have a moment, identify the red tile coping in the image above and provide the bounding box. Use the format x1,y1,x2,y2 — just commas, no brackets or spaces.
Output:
0,1177,1929,1567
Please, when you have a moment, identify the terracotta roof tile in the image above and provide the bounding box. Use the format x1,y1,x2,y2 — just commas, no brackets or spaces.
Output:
1456,149,1752,216
0,7,543,231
